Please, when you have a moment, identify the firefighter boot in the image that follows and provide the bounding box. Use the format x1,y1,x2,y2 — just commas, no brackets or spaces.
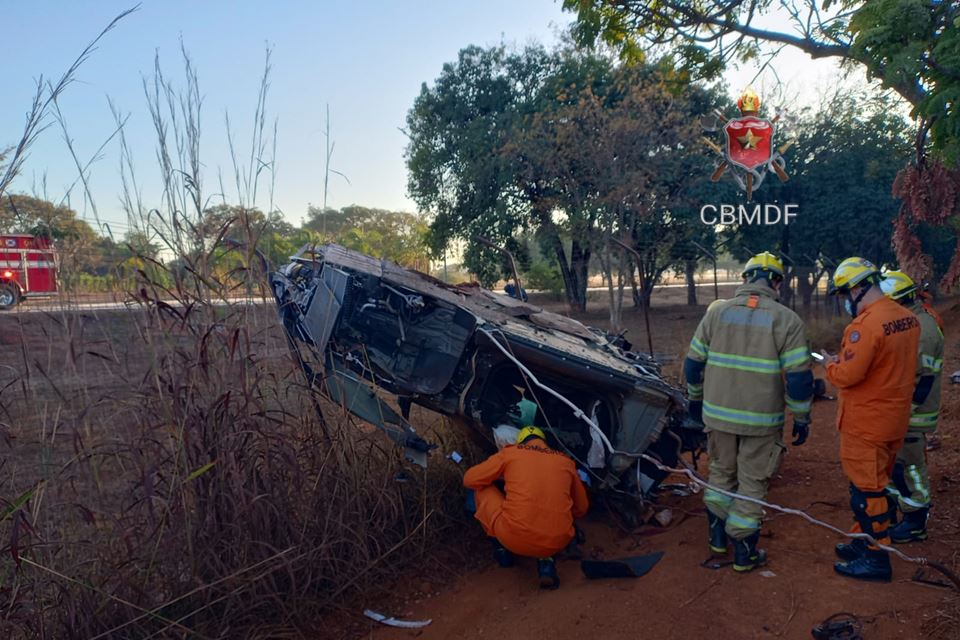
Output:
834,538,867,561
890,508,929,544
537,557,560,590
733,532,766,572
490,538,514,568
834,548,892,582
707,511,728,554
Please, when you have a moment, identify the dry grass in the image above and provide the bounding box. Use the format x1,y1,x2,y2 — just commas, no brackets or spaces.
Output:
0,291,474,638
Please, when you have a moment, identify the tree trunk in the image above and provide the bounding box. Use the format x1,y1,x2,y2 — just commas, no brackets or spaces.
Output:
569,239,590,312
779,268,794,307
629,266,641,308
685,258,698,306
795,266,814,309
543,226,580,311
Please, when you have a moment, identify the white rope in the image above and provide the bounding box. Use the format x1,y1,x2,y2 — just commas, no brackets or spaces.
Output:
478,326,929,566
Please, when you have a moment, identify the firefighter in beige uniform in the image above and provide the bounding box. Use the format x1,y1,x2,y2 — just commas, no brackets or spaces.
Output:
684,252,814,571
880,270,943,543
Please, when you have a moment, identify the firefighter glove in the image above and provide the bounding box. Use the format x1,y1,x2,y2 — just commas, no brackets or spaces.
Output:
791,421,809,446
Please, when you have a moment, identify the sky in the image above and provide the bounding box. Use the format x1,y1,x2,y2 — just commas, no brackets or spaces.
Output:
1,1,855,237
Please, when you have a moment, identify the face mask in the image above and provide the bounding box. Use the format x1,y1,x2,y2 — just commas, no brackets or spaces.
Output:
844,283,872,318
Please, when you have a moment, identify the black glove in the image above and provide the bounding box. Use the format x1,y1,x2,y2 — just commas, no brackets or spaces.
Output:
791,421,810,446
688,400,703,424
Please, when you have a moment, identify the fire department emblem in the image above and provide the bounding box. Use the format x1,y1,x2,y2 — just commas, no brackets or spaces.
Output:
701,88,794,200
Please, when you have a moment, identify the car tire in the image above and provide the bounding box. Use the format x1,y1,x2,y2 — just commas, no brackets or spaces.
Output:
0,283,19,310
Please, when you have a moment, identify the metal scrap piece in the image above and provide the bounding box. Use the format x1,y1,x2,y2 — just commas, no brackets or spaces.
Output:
363,609,432,628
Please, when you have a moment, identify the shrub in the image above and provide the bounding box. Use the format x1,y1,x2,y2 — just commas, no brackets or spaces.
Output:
524,262,564,298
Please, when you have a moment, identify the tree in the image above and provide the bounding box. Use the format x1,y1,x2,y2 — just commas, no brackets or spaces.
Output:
0,194,103,275
563,0,960,288
719,90,912,307
407,44,707,313
563,1,958,157
303,205,430,270
406,44,560,290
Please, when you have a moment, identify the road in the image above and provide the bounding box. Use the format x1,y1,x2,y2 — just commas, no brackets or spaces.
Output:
8,281,743,314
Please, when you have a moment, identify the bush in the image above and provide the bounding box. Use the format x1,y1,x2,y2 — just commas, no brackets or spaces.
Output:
524,262,564,298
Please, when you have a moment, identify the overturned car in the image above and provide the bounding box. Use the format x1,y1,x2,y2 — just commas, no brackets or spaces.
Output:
269,244,702,502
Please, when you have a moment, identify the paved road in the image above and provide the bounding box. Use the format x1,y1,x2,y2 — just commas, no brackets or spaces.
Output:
6,281,743,315
6,296,269,314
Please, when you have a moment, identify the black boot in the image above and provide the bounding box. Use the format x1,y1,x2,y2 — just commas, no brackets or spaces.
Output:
490,538,514,568
834,548,892,582
707,511,728,554
537,557,559,589
890,508,928,543
733,532,766,572
834,538,867,561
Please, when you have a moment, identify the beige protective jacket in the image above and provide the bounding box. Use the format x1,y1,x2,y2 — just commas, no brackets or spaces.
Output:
685,283,813,436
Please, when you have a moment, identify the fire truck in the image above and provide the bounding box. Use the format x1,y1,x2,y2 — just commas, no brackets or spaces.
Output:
0,234,59,310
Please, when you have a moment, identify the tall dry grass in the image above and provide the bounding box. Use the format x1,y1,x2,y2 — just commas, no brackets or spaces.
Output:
0,25,475,639
0,266,475,639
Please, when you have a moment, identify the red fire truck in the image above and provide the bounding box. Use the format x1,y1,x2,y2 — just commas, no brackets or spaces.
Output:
0,234,59,310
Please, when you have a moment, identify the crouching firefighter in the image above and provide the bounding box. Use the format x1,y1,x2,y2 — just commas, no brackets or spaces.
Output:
463,426,589,589
825,258,920,582
684,252,814,572
880,270,943,543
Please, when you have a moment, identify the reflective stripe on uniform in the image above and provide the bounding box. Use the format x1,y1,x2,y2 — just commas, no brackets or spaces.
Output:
703,400,785,426
786,397,812,414
687,382,703,396
779,346,810,369
920,354,943,373
704,488,733,509
909,411,939,428
689,337,709,358
705,351,782,374
726,512,760,531
907,464,930,503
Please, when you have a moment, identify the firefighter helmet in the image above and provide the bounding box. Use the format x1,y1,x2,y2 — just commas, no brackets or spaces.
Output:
880,270,918,301
517,425,546,444
829,257,880,294
742,251,784,280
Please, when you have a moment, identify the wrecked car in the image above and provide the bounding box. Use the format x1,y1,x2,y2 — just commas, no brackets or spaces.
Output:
269,243,702,504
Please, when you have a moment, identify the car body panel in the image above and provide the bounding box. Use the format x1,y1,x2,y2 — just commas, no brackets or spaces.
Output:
270,244,699,497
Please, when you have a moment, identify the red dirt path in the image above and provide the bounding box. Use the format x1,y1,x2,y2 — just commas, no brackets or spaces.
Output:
367,299,960,640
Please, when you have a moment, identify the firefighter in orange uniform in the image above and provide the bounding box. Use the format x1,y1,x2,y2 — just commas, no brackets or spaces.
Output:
464,426,589,589
824,257,920,581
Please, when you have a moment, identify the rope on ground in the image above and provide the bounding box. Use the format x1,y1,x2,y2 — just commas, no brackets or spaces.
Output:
479,327,960,592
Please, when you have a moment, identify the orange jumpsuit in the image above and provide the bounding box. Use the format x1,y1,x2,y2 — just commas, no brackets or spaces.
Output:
463,439,589,559
826,296,920,546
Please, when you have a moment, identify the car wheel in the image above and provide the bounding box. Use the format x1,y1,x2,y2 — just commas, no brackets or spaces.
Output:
0,283,19,310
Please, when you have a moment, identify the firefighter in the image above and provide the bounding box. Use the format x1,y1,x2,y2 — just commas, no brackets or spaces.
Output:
825,258,920,582
684,251,813,572
879,270,943,543
463,425,589,589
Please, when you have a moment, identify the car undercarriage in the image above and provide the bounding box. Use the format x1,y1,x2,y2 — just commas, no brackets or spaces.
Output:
270,244,703,504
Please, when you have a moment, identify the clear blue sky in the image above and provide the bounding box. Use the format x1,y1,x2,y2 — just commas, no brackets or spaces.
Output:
1,0,571,234
2,2,846,236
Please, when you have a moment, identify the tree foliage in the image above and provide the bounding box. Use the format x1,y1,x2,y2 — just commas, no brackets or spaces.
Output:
304,205,430,270
406,44,717,314
563,1,960,289
719,90,913,304
562,1,959,159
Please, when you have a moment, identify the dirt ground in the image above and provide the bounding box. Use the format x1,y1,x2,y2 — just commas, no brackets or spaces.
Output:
4,287,958,639
361,290,960,640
